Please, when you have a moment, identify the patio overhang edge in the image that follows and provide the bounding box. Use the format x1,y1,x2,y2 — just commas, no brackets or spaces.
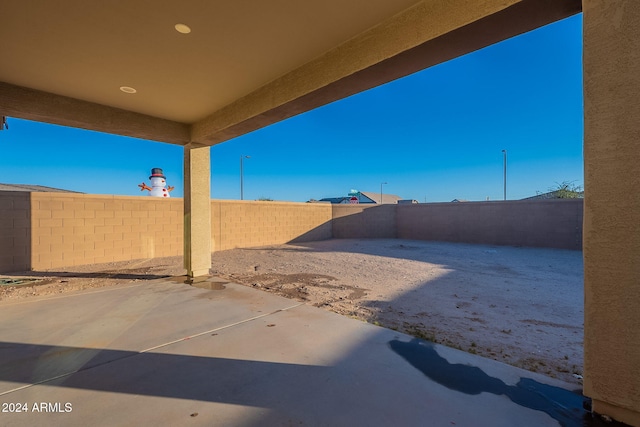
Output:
190,0,582,146
0,81,190,146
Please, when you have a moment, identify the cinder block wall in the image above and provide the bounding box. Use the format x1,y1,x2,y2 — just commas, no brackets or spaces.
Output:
29,193,183,270
396,199,583,250
212,200,332,251
0,194,582,273
0,194,333,273
331,200,583,250
332,204,397,238
0,192,31,272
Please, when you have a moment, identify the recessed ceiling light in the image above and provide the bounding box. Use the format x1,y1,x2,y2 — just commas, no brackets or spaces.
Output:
175,23,191,34
120,86,137,94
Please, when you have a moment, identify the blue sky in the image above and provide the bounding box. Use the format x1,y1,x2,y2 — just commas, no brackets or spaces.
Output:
0,14,583,203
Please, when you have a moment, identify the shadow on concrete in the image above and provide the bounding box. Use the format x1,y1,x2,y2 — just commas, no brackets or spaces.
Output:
0,337,617,427
0,341,327,408
389,338,587,427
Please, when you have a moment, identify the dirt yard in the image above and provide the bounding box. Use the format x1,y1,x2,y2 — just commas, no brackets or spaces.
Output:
0,238,584,386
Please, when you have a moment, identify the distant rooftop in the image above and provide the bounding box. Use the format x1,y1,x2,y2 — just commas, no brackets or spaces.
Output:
0,183,82,193
318,192,402,204
359,191,402,204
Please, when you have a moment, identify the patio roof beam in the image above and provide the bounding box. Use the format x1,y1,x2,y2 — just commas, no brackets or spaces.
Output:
0,82,190,145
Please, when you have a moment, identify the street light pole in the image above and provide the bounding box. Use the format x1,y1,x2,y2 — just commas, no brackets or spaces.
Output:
240,155,250,200
380,182,387,204
502,149,507,201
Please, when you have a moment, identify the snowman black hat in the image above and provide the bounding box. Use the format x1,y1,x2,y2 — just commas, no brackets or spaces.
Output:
149,168,166,179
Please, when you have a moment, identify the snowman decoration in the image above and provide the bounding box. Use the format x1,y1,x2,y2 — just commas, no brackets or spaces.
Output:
138,168,174,198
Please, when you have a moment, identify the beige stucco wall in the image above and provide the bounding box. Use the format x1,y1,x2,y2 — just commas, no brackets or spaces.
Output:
183,144,212,277
583,1,640,425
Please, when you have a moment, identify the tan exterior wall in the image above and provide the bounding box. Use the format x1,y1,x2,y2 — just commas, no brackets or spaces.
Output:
397,199,583,250
212,200,332,251
583,1,640,425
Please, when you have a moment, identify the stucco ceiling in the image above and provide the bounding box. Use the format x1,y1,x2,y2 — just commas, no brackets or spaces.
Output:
0,0,421,123
0,0,581,145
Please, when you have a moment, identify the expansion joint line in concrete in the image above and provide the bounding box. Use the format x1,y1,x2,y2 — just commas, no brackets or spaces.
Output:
140,302,304,353
0,302,304,397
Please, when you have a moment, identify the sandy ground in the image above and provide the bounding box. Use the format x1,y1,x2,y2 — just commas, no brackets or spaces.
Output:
0,238,584,386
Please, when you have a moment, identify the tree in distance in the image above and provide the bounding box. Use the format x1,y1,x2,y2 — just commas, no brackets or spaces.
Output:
548,181,584,199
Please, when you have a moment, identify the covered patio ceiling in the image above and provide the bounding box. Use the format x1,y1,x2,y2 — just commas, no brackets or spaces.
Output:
0,0,581,146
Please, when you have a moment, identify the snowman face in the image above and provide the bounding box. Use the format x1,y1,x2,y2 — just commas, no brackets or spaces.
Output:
150,177,165,186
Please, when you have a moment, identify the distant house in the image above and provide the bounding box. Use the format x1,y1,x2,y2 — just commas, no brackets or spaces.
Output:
316,197,349,204
318,191,402,204
0,183,81,193
451,199,468,203
360,191,402,204
398,199,419,204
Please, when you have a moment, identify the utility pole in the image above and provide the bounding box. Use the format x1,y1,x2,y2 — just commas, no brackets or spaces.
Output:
502,149,507,201
240,155,250,200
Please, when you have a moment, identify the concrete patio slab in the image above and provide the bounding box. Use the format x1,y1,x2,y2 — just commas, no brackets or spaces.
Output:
0,278,591,426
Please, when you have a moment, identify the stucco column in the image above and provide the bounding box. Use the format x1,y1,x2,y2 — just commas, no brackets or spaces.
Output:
183,143,211,278
583,1,640,425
